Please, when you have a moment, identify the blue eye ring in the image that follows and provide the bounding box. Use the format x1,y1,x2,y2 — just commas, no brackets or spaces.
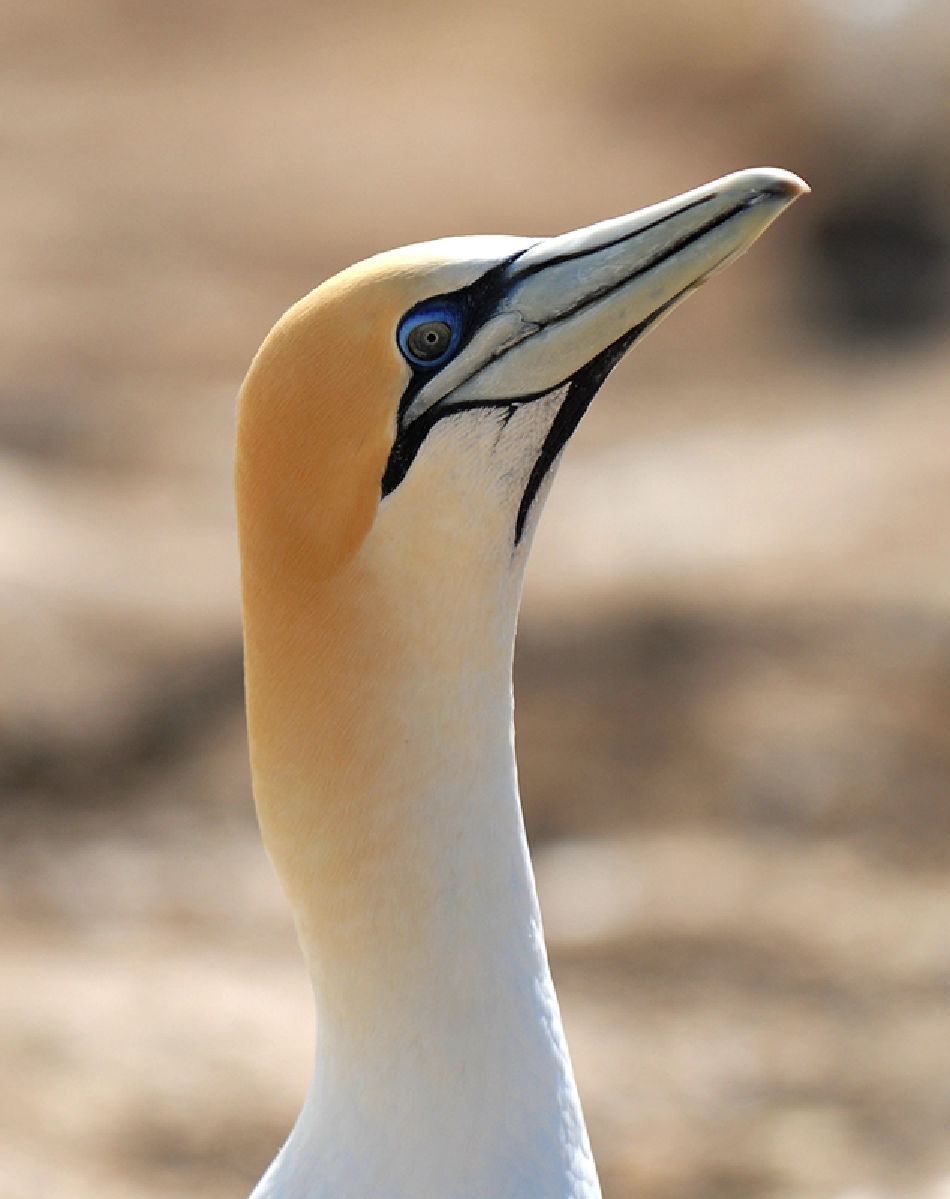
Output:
397,306,462,368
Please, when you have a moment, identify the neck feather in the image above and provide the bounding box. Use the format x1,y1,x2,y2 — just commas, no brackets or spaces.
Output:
241,470,600,1198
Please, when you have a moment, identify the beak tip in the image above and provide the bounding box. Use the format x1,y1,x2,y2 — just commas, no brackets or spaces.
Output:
756,167,811,201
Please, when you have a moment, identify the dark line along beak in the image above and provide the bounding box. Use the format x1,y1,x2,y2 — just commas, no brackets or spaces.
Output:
402,168,808,424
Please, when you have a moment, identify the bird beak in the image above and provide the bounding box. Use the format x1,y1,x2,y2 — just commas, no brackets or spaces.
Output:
403,168,807,423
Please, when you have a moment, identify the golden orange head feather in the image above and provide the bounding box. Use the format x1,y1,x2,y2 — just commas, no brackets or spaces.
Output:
236,259,409,596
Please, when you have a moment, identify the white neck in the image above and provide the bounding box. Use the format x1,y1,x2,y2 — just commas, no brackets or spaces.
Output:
245,410,600,1198
252,674,599,1199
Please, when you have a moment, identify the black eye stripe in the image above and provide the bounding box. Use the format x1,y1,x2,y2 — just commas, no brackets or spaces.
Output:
392,253,525,421
381,245,649,547
382,250,548,511
384,258,522,496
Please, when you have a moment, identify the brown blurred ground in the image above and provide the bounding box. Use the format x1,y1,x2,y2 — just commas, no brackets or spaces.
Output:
2,2,950,1197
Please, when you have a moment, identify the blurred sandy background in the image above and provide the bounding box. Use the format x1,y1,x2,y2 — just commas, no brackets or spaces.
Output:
3,1,950,1197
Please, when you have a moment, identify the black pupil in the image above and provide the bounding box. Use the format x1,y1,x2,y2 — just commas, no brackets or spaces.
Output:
407,320,452,361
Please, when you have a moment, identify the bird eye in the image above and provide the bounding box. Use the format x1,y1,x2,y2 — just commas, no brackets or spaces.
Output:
407,321,452,360
398,308,461,367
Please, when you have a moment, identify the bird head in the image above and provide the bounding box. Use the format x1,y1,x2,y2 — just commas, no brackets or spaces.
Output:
236,169,806,608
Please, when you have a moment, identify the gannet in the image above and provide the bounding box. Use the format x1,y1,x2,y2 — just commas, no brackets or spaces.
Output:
235,168,806,1199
